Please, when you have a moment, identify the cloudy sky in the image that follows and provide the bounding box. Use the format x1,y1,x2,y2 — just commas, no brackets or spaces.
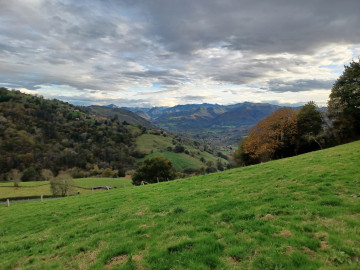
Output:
1,0,360,107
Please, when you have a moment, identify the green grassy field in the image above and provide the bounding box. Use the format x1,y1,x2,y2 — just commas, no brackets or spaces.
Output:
137,151,201,171
0,178,132,200
136,133,228,172
136,133,174,153
0,142,359,269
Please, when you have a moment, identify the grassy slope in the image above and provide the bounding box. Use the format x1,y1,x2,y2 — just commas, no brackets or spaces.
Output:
0,178,131,200
136,134,174,153
0,142,360,269
136,133,227,171
137,151,202,171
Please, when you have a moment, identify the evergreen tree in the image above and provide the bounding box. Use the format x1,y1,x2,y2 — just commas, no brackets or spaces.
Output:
328,59,360,141
297,101,324,152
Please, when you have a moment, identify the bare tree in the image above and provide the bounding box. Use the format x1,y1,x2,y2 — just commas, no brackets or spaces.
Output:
50,172,75,196
8,169,22,188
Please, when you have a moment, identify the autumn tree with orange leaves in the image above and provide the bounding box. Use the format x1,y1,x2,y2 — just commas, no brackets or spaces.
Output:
235,108,298,165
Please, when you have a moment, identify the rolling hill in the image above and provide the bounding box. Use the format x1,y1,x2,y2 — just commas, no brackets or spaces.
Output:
1,141,359,269
86,105,156,129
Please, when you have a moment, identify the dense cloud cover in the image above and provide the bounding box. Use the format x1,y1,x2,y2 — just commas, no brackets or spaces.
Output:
1,0,359,106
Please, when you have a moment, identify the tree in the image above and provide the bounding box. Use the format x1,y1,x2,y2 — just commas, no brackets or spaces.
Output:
328,59,360,141
297,101,324,152
242,108,298,163
21,167,40,181
41,169,54,181
50,172,75,196
233,137,256,166
7,169,22,187
132,156,176,185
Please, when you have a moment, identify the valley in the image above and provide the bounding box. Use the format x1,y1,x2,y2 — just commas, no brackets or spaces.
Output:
123,102,281,146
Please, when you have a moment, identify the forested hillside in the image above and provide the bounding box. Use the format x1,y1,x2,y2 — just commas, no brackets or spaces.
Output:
0,88,228,181
86,105,156,129
0,88,137,180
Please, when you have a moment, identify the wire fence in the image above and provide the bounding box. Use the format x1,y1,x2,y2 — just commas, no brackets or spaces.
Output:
0,182,122,205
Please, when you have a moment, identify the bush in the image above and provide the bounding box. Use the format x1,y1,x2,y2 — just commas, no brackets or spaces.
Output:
132,156,176,185
183,167,198,174
21,167,40,181
102,168,118,178
173,145,185,153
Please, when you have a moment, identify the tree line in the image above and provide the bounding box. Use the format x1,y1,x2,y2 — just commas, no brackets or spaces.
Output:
234,59,360,166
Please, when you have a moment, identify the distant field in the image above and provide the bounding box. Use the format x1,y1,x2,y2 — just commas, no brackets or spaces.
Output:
0,178,132,200
136,133,228,171
138,151,202,171
136,133,174,153
1,141,359,269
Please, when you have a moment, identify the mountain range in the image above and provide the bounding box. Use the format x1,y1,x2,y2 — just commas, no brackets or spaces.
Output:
120,102,282,145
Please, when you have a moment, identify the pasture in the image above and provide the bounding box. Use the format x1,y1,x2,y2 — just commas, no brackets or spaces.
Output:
0,141,359,269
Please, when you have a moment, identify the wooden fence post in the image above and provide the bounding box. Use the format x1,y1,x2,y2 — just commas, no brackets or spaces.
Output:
6,199,10,207
41,194,43,201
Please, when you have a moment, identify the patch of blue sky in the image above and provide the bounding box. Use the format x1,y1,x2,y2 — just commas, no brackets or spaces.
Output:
247,82,263,88
351,45,360,58
141,64,161,72
130,85,156,92
25,26,38,35
318,64,344,74
24,74,37,78
37,84,80,97
122,52,134,58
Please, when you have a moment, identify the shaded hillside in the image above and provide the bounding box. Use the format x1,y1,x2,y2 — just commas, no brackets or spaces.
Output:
86,105,156,129
1,141,359,269
211,102,280,126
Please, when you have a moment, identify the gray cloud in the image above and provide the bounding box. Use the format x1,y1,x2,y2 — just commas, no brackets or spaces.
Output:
140,0,360,54
268,79,335,93
0,0,359,106
179,95,207,102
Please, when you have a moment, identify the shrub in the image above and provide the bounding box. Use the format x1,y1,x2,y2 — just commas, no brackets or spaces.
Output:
132,156,176,185
21,167,40,181
102,168,119,178
173,145,185,153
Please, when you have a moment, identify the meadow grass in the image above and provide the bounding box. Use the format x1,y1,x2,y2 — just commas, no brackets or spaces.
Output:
137,151,202,171
0,178,131,200
136,134,174,154
0,141,359,269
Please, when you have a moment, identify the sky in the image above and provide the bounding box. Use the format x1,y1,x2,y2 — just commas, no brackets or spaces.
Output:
1,0,360,108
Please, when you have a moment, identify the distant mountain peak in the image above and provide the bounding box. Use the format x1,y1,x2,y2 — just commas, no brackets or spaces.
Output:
105,104,119,108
